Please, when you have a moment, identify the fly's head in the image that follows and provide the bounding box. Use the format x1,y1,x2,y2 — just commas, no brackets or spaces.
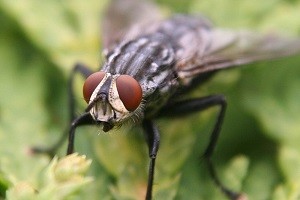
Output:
82,72,143,132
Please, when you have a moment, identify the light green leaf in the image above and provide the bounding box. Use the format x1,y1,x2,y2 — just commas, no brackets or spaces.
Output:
0,0,300,199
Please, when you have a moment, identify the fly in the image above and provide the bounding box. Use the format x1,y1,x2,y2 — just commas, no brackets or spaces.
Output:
33,0,300,199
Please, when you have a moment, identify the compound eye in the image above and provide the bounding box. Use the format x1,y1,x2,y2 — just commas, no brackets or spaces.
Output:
116,75,142,111
83,72,105,103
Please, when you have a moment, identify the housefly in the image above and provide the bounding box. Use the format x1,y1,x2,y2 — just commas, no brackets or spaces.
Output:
33,0,300,199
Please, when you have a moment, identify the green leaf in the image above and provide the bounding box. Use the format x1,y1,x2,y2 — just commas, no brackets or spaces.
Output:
6,154,93,200
0,0,300,199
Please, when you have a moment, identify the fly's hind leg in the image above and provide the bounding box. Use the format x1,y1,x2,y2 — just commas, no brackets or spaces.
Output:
31,63,93,157
158,95,245,200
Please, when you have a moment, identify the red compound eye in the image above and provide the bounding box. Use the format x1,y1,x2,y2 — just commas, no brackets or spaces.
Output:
83,72,105,103
116,75,142,111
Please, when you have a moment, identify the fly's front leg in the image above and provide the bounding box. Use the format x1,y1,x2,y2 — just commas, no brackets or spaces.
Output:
158,95,244,200
142,119,160,200
32,63,93,157
66,112,95,155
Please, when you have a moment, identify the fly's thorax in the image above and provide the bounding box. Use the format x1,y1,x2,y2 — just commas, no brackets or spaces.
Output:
82,72,143,126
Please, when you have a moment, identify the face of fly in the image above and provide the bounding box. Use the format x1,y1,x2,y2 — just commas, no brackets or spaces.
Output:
82,71,143,131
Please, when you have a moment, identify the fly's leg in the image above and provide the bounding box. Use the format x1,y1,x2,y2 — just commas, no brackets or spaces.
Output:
142,120,160,200
66,112,95,155
68,63,94,120
158,95,244,200
32,63,93,157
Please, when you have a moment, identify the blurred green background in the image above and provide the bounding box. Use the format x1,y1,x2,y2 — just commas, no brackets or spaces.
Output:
0,0,300,199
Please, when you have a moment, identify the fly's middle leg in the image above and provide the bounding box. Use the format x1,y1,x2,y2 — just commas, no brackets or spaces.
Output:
142,119,160,200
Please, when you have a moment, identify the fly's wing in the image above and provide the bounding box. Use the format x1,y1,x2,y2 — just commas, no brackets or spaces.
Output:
102,0,163,52
176,26,300,81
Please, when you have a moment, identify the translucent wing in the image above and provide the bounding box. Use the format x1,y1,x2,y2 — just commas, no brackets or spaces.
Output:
102,2,300,82
175,20,300,80
102,0,163,52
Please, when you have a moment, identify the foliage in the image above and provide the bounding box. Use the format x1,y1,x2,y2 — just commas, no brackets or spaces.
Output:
0,0,299,199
